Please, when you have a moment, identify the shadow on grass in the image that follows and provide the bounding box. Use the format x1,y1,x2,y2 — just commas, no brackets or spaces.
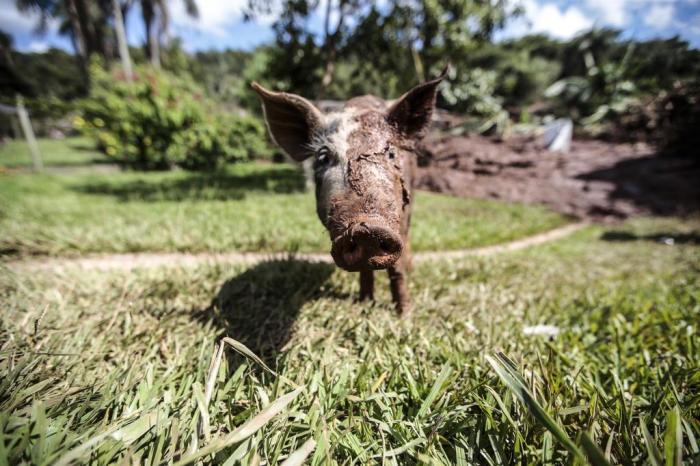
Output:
601,230,700,245
72,166,306,201
199,259,337,363
578,153,700,216
68,140,101,152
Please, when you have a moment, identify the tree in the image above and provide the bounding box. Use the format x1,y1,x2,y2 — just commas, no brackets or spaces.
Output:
247,0,515,98
15,0,117,82
247,0,372,96
0,30,34,98
139,0,198,68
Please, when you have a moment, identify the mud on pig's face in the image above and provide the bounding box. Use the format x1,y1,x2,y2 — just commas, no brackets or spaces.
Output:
252,70,446,271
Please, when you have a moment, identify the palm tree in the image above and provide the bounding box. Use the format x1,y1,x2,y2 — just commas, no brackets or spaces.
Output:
140,0,198,68
15,0,115,83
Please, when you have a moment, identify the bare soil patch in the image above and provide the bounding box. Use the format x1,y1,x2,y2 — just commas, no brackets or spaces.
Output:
416,131,700,221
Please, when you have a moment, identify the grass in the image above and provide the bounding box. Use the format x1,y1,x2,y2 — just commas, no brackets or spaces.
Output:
0,162,566,257
0,137,107,169
1,216,699,464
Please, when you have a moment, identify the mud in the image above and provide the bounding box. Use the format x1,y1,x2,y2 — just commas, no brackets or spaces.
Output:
416,131,700,221
254,71,448,316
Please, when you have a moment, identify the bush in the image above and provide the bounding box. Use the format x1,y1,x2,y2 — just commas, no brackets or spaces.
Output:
438,66,510,134
610,79,700,154
169,114,270,170
76,63,270,170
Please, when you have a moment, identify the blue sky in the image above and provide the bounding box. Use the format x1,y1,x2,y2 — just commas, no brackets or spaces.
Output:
1,0,699,54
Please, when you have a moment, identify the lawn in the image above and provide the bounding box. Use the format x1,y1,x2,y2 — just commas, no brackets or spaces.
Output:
0,137,107,169
0,145,567,257
1,216,699,464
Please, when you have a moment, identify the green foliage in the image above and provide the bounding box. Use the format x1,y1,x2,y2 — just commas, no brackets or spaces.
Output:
0,48,85,137
168,114,270,170
439,66,510,133
77,63,269,170
250,0,516,100
538,29,700,132
544,35,639,124
1,49,85,103
612,78,700,154
440,67,503,116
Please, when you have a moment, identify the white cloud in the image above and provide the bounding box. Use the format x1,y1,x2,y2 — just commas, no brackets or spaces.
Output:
26,40,49,53
170,0,246,37
512,0,593,40
0,0,67,51
643,4,674,29
170,0,277,38
0,0,44,35
586,0,628,26
687,14,700,36
532,3,593,38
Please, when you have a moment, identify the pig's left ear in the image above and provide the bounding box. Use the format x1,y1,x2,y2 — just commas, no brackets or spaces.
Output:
387,65,449,138
251,82,324,161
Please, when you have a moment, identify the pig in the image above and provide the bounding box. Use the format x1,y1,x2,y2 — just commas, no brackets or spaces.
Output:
251,68,447,316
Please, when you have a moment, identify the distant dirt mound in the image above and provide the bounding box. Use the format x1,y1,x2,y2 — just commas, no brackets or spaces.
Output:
416,132,700,221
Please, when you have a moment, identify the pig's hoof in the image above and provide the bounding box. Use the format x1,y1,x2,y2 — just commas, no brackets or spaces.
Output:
396,304,412,319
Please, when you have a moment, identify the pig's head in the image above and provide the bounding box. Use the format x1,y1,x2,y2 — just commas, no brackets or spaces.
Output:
252,70,446,271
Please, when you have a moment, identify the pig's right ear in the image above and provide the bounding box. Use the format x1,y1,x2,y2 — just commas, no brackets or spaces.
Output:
251,82,324,162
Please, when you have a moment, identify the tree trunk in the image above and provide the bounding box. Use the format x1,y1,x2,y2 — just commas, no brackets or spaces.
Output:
320,0,345,95
64,0,89,85
142,2,161,69
150,30,161,69
112,0,133,82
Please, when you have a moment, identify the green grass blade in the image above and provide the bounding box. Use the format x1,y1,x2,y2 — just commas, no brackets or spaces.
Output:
280,438,317,466
486,353,585,462
579,433,611,466
641,418,663,466
374,438,426,459
664,406,683,466
417,364,453,418
54,411,148,466
221,337,300,389
172,386,304,466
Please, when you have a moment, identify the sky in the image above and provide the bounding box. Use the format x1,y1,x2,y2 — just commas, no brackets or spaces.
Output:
1,0,699,54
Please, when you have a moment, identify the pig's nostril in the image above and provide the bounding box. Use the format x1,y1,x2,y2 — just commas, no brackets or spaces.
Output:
333,222,402,270
378,236,401,254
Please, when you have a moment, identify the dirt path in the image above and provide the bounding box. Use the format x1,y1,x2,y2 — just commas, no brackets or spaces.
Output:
5,223,586,273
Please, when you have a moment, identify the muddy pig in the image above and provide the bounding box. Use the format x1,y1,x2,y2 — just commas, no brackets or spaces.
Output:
252,69,447,316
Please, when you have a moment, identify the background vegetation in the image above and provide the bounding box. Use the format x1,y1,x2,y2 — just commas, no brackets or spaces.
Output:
3,1,700,158
77,63,269,170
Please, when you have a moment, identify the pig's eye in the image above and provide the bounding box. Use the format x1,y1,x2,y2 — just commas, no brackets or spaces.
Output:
387,148,397,160
317,146,332,165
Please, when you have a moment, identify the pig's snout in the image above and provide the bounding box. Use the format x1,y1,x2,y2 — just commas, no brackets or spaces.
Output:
331,221,403,271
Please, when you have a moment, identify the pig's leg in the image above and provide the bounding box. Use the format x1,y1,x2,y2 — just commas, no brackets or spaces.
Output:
359,269,374,301
388,254,411,316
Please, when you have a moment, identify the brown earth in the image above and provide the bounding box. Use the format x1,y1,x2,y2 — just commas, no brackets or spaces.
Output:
416,130,700,221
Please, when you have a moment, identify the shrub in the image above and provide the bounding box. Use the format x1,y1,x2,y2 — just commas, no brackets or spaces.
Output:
76,63,269,170
169,114,270,170
610,79,700,154
438,66,510,134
